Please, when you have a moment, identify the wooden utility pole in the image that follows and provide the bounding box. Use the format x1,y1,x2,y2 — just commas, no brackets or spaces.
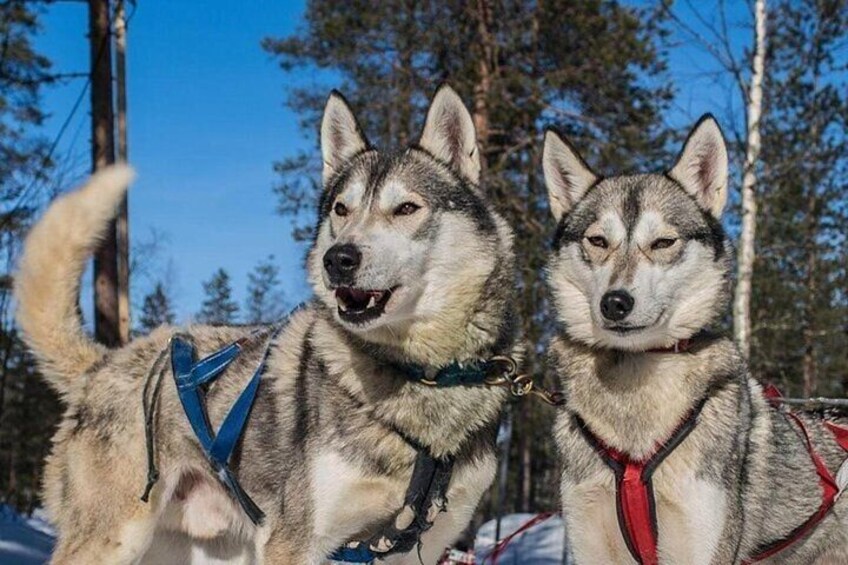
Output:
89,0,121,347
114,0,130,343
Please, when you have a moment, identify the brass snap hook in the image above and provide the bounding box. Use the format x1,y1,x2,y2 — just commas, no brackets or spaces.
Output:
509,374,535,397
489,355,518,375
484,355,518,387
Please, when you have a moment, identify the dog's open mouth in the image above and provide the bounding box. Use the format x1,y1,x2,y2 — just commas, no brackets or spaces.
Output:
335,286,397,325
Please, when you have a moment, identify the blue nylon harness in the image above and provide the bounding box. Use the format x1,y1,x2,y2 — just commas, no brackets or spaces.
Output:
140,326,282,525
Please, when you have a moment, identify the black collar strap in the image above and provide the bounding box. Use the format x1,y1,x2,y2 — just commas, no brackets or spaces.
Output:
397,356,514,387
398,355,565,406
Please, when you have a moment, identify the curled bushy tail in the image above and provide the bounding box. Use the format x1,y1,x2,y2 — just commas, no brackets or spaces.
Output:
15,165,135,394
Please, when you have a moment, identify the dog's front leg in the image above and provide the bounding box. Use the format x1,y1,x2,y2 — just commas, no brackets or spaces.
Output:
384,453,498,565
563,480,634,564
50,513,157,565
260,528,323,565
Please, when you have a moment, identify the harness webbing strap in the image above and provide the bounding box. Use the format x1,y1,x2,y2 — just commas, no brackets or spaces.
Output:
330,448,454,563
175,341,241,390
618,463,658,565
140,346,171,502
169,326,282,526
824,421,848,451
573,397,708,565
742,412,848,564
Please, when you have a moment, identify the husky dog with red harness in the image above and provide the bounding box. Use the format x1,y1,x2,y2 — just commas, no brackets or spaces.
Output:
546,116,848,564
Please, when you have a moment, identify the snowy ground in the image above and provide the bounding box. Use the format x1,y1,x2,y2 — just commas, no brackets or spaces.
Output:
0,505,53,565
474,513,566,564
0,506,566,564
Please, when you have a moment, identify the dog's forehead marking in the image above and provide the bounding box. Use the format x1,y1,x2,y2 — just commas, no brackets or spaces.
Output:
621,182,644,234
599,211,625,240
378,179,414,209
337,180,367,207
633,210,675,241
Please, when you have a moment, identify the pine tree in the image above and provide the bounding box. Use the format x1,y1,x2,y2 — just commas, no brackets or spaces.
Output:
138,282,175,333
751,0,847,396
263,0,674,514
244,256,286,325
0,1,53,511
197,268,239,325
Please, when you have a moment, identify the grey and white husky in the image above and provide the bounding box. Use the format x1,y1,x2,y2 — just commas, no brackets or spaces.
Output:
545,116,848,564
15,85,520,564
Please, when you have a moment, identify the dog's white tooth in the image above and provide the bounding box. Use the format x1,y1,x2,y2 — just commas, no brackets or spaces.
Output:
338,301,348,312
367,295,376,308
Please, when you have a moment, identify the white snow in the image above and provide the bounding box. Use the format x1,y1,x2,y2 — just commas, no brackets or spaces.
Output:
474,513,567,564
0,505,54,565
1,506,569,565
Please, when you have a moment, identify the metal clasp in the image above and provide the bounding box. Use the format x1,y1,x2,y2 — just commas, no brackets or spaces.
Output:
485,355,518,384
483,355,565,407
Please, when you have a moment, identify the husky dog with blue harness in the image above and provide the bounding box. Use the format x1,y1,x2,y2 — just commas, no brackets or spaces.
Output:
15,85,522,564
545,117,848,564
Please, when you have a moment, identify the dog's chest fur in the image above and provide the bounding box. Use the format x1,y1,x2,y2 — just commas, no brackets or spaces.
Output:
551,336,746,564
242,306,508,556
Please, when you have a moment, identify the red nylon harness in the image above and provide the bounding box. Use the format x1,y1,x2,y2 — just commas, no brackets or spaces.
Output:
573,397,708,565
573,385,848,565
742,387,848,563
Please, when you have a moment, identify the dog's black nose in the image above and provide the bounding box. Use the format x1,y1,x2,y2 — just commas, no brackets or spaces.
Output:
323,244,361,282
600,290,634,321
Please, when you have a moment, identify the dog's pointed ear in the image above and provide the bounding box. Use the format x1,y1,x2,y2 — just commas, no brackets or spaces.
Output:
419,84,481,185
543,129,598,221
668,114,729,218
321,91,369,186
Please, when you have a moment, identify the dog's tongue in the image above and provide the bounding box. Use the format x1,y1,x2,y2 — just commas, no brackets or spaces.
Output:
345,288,370,303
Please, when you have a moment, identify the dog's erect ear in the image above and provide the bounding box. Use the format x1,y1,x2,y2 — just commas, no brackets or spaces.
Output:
419,85,481,185
668,115,728,218
321,91,369,186
543,129,598,221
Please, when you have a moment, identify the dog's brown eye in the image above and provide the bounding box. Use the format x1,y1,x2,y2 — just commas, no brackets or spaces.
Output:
586,236,609,249
333,202,349,217
394,202,420,216
651,238,677,250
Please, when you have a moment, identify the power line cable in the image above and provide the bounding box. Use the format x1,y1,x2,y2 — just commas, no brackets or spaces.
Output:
0,4,113,231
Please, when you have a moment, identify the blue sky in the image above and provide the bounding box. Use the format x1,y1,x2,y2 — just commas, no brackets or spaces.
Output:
35,1,313,322
32,1,750,324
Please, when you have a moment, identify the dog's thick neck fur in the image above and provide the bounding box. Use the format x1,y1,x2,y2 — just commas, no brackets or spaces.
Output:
342,309,518,370
305,309,511,459
550,333,741,461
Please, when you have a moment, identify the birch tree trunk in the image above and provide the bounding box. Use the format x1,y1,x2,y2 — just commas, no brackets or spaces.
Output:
733,0,767,360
